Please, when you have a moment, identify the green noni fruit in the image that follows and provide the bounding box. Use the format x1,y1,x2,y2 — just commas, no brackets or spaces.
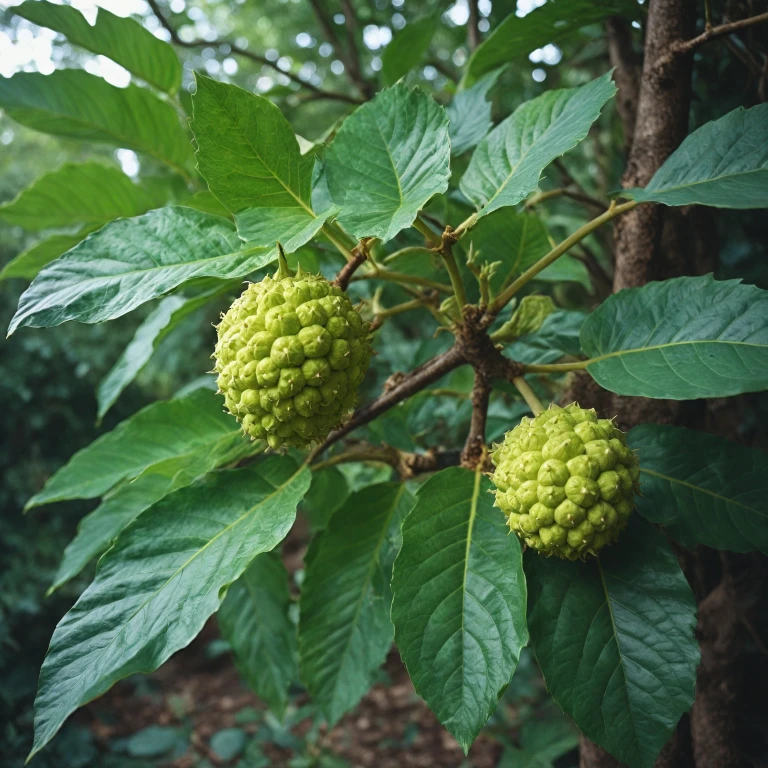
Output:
213,255,373,450
490,403,639,559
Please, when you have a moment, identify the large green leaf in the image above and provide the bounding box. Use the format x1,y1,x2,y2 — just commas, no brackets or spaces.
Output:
325,84,451,241
622,104,768,208
464,0,636,84
299,483,414,725
96,285,235,421
506,309,586,365
581,275,768,399
391,467,528,752
8,207,273,335
219,551,298,717
301,466,350,533
460,73,616,219
0,70,193,176
462,209,589,293
526,517,699,768
191,75,336,249
447,68,503,157
629,424,768,554
50,432,258,592
29,456,310,760
0,228,95,282
25,389,247,509
0,161,154,231
381,15,438,85
13,0,181,94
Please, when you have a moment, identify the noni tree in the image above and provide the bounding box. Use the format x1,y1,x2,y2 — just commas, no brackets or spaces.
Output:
2,1,767,766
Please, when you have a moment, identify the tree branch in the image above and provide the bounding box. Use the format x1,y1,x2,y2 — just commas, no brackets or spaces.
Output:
668,10,768,58
334,239,369,290
146,0,363,104
460,371,491,470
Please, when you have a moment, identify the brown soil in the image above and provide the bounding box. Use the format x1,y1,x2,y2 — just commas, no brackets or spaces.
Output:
80,622,502,768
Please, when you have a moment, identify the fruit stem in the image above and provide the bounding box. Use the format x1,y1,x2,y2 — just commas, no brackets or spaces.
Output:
512,376,544,415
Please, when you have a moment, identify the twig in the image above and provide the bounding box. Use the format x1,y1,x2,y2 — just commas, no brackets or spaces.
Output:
525,187,608,213
512,376,544,415
351,270,453,294
334,240,369,290
668,11,768,57
311,441,459,478
310,345,467,456
414,219,468,310
460,372,491,470
147,0,362,104
341,0,373,98
487,200,638,316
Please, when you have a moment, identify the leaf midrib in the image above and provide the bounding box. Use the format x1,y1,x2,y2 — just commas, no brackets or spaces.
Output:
644,165,768,197
639,467,766,517
587,338,766,366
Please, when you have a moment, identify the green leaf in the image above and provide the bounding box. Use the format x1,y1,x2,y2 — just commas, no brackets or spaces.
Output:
301,466,350,533
219,551,298,717
460,73,616,219
462,209,588,293
621,104,768,208
29,456,310,760
391,467,529,753
526,517,699,768
96,285,235,421
499,717,579,767
25,389,248,509
191,75,337,250
0,70,193,176
0,228,95,282
581,274,768,399
381,15,438,85
464,0,637,84
0,161,154,231
8,207,273,335
506,309,586,365
299,483,414,725
50,427,258,592
447,68,503,157
629,424,768,554
325,84,451,242
13,0,181,94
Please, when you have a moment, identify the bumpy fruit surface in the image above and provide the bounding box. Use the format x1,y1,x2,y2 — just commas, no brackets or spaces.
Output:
490,403,639,560
213,262,373,450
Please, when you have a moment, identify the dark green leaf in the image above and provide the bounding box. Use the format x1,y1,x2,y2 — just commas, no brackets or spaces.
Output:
381,15,438,85
301,466,350,533
299,483,414,724
8,207,273,334
391,467,528,752
581,275,768,398
499,717,579,767
96,285,236,421
210,728,248,761
191,75,336,249
447,68,503,156
0,228,95,282
506,309,586,365
26,389,247,509
13,0,181,94
0,161,154,231
460,73,616,218
629,424,768,554
526,517,699,768
219,552,298,717
325,84,451,241
50,428,258,592
30,456,310,760
464,1,637,84
622,104,768,208
0,70,193,176
126,726,180,758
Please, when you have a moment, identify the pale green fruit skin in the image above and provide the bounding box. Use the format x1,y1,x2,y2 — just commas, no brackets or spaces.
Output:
490,403,639,560
214,271,373,450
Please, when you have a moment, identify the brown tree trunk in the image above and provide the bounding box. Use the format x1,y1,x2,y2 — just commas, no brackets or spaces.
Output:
581,1,760,766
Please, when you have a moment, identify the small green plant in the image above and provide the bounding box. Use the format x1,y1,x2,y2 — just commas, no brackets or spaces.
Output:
2,2,768,767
